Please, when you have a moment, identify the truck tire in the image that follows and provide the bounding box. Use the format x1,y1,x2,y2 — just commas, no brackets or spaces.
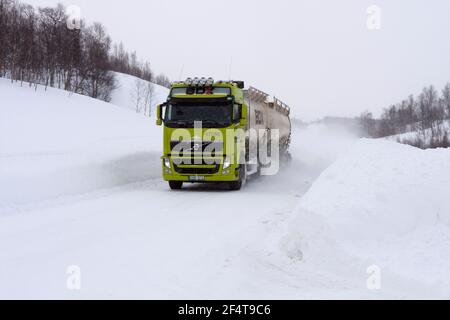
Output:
229,165,246,191
169,181,183,190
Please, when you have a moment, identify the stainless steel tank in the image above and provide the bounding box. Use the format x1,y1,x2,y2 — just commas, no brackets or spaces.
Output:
244,87,292,154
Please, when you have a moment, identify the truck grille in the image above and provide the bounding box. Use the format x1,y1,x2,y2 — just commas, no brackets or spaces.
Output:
170,141,223,154
173,165,221,175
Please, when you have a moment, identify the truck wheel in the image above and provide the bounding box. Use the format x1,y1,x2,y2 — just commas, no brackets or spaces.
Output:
229,165,246,191
169,181,183,190
229,180,242,191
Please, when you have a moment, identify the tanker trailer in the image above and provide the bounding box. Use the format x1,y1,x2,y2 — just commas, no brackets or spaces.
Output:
244,87,292,169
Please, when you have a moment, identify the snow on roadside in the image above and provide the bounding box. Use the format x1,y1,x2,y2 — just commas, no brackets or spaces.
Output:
0,77,168,211
280,139,450,298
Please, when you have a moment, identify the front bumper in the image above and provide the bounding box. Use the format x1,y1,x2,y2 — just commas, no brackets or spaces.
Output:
161,156,239,182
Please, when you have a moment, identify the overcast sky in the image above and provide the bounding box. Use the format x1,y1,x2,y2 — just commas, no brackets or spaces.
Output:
27,0,450,121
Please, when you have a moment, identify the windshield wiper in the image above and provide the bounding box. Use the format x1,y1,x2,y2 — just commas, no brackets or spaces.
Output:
201,120,230,127
166,120,229,128
166,120,192,128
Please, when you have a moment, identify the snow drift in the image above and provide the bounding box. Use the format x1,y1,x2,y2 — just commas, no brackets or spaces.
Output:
281,139,450,298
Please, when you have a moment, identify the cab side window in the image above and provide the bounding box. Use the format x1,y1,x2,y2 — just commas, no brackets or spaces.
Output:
233,104,242,123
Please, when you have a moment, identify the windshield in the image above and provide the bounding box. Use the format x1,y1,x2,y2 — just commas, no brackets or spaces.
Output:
164,102,233,128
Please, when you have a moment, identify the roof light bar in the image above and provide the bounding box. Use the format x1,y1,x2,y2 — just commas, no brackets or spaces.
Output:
183,77,215,87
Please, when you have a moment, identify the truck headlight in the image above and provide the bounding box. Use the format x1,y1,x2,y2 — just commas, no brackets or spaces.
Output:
163,157,171,169
223,156,231,170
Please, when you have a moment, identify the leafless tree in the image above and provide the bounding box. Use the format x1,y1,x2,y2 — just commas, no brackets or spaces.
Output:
131,78,146,113
362,84,449,149
0,0,164,103
155,73,171,88
143,81,155,117
359,111,376,137
131,78,156,116
110,42,156,83
441,83,450,119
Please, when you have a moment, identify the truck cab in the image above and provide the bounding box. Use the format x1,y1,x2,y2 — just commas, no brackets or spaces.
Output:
156,77,249,190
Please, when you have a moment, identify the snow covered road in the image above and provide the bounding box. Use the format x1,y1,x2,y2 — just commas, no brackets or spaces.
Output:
0,164,313,299
0,134,322,298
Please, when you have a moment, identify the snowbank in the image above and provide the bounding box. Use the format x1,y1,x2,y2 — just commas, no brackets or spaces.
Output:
283,139,450,297
0,77,168,210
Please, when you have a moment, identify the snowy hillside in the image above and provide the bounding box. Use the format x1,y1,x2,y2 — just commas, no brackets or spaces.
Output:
0,77,168,208
1,77,449,299
110,73,169,117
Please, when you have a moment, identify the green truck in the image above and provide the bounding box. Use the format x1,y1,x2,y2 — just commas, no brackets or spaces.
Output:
156,77,291,190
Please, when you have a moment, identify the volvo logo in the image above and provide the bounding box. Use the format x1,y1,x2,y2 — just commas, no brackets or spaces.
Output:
193,143,201,152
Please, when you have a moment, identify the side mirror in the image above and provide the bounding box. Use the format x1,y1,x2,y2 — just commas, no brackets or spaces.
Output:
239,105,248,127
156,104,163,126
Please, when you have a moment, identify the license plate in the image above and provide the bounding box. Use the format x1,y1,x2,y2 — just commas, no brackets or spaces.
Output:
189,176,205,182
